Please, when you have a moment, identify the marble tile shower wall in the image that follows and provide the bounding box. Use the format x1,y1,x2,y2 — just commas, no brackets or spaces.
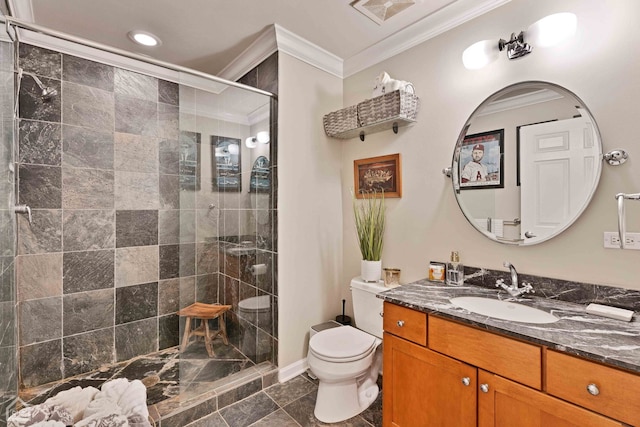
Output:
14,43,236,389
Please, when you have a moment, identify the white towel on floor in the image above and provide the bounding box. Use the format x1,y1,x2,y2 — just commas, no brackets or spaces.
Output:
7,404,72,427
81,378,150,427
44,386,99,423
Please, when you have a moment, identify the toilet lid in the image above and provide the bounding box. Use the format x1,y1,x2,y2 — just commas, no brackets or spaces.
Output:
310,326,377,360
238,295,270,311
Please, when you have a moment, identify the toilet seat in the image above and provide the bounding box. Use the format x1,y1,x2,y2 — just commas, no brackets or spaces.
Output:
309,326,377,362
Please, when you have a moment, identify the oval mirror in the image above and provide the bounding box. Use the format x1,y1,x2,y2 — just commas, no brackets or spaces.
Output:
451,81,603,245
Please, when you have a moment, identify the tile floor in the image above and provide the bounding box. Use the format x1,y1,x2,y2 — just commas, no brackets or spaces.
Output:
188,373,383,427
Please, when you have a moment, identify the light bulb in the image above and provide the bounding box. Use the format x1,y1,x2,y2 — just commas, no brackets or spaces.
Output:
462,40,499,70
245,137,257,149
256,131,270,144
527,13,577,48
227,144,240,155
127,30,162,47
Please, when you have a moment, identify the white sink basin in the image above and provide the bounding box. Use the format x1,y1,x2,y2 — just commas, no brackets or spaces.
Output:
450,296,559,324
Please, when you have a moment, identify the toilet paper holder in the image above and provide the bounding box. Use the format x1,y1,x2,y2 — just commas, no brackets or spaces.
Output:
250,263,267,275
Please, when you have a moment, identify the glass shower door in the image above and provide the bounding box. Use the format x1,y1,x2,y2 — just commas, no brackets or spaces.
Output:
0,34,17,424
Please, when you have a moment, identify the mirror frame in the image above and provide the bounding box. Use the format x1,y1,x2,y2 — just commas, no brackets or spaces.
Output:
450,81,603,245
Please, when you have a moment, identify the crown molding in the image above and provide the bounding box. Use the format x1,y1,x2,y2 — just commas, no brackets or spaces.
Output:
220,24,343,81
274,24,343,78
343,0,512,77
218,26,278,82
477,89,563,117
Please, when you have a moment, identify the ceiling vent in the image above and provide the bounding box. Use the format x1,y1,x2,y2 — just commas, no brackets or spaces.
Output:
351,0,416,25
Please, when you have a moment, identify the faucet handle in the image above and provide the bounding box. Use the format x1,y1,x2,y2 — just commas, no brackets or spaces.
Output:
495,278,505,287
521,282,534,294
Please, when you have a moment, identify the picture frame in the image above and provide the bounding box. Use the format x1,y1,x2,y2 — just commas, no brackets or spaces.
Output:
249,156,270,193
459,129,504,190
179,131,201,191
211,135,242,192
354,153,402,198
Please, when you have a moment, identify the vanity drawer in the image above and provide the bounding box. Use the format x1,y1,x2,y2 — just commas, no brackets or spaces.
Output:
428,315,542,389
383,302,427,346
546,350,640,426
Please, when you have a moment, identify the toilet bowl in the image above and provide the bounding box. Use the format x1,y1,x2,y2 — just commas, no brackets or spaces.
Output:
238,295,271,359
307,278,385,423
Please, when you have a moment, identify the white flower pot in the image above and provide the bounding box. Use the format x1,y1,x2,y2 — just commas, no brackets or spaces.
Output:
361,260,382,282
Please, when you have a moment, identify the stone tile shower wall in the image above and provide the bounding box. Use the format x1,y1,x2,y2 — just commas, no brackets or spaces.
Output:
16,43,192,388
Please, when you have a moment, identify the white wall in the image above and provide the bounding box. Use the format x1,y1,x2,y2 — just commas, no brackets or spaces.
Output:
277,53,344,366
340,0,640,305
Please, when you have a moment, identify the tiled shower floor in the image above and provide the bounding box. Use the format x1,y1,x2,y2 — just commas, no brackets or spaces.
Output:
19,340,278,424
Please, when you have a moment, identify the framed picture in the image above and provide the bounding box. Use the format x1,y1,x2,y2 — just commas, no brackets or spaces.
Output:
211,135,241,192
250,156,270,193
354,153,402,198
459,129,504,190
179,131,201,191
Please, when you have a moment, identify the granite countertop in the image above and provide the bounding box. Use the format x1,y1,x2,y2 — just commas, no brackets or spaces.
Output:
379,279,640,374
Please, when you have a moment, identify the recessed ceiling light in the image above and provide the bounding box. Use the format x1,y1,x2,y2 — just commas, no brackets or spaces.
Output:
127,30,161,47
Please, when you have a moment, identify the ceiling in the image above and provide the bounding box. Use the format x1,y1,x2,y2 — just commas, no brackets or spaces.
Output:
8,0,509,79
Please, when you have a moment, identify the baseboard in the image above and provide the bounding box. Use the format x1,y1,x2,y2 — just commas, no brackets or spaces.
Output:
278,358,308,383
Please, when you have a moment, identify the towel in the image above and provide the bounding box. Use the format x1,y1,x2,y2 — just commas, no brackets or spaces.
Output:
473,218,490,232
491,219,504,238
80,378,150,427
44,386,99,423
7,404,73,427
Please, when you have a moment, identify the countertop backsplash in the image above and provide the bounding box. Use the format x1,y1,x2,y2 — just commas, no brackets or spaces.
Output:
462,265,640,312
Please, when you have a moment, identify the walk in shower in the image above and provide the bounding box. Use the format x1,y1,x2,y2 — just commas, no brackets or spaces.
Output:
0,15,277,425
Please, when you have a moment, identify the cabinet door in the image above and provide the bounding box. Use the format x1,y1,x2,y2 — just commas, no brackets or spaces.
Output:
478,370,623,427
383,332,476,427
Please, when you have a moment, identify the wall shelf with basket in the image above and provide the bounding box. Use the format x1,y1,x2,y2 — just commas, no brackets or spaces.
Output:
323,90,420,141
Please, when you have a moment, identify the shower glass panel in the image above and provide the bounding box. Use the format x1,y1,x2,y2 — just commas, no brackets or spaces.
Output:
178,81,276,388
0,34,17,423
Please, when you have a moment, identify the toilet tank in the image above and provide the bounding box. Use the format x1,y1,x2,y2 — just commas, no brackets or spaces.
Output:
351,277,386,338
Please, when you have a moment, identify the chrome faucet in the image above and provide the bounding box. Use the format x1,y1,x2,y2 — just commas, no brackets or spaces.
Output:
495,261,534,298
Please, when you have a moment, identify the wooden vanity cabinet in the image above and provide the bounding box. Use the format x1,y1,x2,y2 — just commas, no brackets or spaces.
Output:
383,332,477,427
477,370,622,427
382,302,627,427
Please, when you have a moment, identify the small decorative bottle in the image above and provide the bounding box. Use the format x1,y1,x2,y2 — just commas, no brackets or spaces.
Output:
446,251,464,286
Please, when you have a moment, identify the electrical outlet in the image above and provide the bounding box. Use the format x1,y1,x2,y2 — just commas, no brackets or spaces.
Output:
604,232,640,249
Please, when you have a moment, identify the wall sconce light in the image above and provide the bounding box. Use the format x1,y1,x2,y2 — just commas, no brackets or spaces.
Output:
245,131,270,148
462,12,577,70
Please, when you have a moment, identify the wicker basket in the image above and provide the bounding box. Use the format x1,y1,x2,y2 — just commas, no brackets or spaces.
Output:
357,90,420,127
323,105,359,137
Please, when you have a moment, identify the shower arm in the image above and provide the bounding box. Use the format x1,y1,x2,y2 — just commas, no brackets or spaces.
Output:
616,193,640,249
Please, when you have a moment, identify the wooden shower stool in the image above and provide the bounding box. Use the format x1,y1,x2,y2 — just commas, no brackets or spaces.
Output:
177,303,232,357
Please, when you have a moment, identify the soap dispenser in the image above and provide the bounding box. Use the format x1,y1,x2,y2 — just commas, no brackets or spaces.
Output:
446,251,464,286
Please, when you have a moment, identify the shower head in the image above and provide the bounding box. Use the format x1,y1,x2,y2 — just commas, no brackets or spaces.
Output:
17,68,58,100
29,74,58,100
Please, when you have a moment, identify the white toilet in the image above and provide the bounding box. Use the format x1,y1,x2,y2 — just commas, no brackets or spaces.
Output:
307,277,386,423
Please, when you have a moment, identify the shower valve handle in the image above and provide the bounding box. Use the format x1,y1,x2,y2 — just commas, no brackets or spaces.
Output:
14,205,32,225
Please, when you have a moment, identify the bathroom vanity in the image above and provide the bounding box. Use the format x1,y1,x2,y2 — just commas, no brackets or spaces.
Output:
380,281,640,426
